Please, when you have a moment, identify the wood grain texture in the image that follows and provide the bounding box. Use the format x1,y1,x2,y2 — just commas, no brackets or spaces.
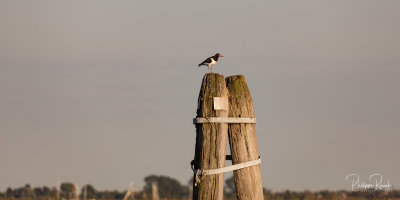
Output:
226,75,264,200
193,73,229,200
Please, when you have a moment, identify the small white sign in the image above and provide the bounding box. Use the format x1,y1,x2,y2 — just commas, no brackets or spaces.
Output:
213,97,228,111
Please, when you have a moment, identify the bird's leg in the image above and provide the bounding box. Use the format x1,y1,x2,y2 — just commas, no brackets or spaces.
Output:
211,66,213,73
208,66,210,73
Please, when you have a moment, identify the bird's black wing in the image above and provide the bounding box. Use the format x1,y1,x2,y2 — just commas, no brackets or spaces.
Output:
198,57,212,67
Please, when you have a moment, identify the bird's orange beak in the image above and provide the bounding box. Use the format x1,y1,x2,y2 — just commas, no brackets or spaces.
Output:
219,55,224,57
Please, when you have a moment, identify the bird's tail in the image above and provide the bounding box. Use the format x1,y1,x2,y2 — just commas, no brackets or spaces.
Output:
198,64,201,67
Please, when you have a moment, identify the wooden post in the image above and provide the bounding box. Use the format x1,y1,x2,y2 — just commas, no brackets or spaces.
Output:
193,73,229,200
151,182,160,200
122,182,135,200
226,75,264,200
130,181,135,200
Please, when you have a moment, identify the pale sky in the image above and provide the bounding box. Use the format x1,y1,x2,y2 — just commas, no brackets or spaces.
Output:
0,0,399,192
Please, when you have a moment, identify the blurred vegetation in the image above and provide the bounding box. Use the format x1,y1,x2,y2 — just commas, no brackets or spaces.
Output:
0,175,399,200
143,175,189,199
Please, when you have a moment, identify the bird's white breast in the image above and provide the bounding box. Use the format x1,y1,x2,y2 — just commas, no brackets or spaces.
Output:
209,58,217,66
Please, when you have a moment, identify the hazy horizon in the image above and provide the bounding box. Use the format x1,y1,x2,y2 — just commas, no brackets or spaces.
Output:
1,0,399,192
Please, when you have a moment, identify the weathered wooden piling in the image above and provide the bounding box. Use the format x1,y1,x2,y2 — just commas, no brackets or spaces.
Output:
226,75,264,200
193,73,229,200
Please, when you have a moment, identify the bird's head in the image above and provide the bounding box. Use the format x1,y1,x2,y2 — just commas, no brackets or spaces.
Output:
216,53,224,57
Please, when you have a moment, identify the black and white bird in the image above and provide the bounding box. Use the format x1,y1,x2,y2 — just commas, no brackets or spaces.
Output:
198,53,224,73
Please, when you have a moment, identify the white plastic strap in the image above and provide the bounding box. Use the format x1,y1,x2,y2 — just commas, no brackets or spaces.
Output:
193,117,256,124
201,158,261,176
192,158,261,186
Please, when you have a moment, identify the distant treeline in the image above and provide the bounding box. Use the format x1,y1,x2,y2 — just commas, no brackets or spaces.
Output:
1,175,399,200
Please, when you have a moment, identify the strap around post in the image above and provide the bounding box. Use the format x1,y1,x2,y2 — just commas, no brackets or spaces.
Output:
193,117,256,124
191,157,262,186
